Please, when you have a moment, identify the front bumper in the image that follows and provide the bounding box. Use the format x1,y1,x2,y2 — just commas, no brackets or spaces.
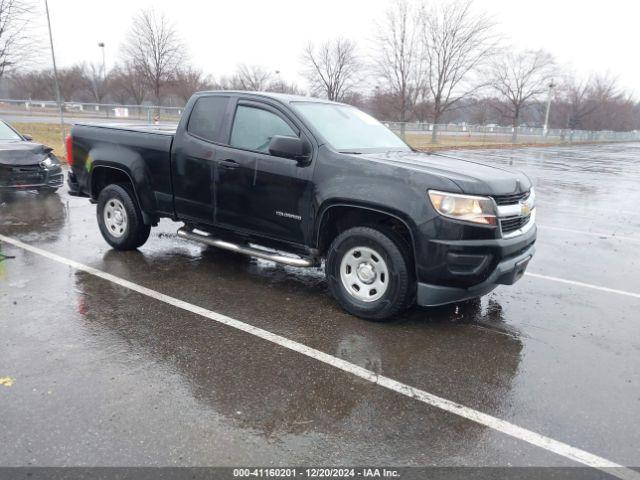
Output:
0,163,64,190
416,241,535,306
414,214,536,307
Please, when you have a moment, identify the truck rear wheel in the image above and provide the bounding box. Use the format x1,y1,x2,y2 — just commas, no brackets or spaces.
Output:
326,226,414,321
97,183,151,250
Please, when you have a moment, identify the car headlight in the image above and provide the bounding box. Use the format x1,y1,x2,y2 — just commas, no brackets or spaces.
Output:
428,190,497,226
40,157,55,168
524,187,535,212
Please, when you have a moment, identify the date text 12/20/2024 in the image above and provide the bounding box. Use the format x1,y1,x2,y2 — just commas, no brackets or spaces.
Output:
233,468,400,478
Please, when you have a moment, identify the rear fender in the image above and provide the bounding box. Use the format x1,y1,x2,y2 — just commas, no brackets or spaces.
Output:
89,145,156,223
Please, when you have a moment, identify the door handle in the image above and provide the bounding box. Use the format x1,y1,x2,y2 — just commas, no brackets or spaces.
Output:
219,159,240,169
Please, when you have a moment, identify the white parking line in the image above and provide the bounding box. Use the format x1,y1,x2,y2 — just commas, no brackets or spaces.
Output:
538,225,640,243
525,272,640,300
1,233,638,479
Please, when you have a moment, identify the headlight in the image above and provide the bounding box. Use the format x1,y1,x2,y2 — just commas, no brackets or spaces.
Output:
40,157,55,168
525,187,535,211
428,190,497,225
40,156,60,168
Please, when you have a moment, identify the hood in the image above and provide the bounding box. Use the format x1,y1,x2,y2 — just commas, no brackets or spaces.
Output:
0,141,53,166
359,150,531,196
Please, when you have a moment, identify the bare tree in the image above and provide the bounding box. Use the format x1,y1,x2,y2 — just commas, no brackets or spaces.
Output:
468,96,499,126
490,49,556,141
110,61,147,105
171,67,211,103
122,8,184,104
234,64,272,91
57,64,87,102
301,38,361,101
583,74,631,131
209,74,241,90
266,78,305,95
9,69,53,99
0,0,34,77
551,74,636,133
555,76,597,130
11,64,109,104
84,63,108,103
586,74,619,130
421,0,497,142
373,0,423,137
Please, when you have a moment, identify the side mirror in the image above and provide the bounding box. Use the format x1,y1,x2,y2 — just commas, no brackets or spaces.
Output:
268,135,307,161
23,134,33,141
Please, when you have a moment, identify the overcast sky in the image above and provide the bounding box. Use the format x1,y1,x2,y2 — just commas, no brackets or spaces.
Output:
34,0,639,96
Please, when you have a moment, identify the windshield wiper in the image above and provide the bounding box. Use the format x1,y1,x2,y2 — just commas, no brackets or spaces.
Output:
338,150,363,154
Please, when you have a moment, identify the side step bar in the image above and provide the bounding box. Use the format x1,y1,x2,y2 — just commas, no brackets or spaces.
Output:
177,227,315,268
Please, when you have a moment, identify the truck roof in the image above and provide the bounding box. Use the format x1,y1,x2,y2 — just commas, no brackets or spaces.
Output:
73,92,346,135
194,90,341,105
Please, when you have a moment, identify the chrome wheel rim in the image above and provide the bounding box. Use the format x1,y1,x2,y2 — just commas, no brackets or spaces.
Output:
103,198,127,238
340,246,389,302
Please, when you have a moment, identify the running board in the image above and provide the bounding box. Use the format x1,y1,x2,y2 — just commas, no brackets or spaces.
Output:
177,227,315,268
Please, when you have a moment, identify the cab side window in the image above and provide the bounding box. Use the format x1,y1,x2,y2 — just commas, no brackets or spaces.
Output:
187,96,229,142
230,105,297,153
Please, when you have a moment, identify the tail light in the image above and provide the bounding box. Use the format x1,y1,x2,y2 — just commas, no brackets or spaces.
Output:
65,134,74,166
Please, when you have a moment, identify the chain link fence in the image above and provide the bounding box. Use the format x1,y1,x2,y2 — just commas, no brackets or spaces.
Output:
0,98,183,123
385,121,640,147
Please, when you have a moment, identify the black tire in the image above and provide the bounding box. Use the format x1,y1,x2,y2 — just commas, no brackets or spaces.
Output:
97,183,151,250
326,226,415,321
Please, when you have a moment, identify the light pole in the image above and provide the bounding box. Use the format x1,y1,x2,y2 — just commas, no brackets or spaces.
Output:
98,42,107,117
543,80,556,137
44,0,65,150
98,42,106,82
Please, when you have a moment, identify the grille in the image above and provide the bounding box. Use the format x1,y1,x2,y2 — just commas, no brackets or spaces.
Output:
500,214,531,234
492,191,530,206
0,164,45,186
12,165,41,172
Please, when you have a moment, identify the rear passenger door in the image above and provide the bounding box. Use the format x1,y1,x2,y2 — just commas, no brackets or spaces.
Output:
171,95,231,224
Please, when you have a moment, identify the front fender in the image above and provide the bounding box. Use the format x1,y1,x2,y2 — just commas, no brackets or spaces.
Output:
314,199,420,247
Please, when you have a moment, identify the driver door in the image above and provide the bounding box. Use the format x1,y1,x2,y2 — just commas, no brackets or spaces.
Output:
214,100,313,245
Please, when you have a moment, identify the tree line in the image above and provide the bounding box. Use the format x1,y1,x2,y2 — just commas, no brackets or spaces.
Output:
1,0,639,136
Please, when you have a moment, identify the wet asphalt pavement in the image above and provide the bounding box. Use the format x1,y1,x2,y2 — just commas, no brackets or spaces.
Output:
1,143,639,470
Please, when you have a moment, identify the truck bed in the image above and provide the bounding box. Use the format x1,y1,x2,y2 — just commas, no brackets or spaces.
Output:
74,122,178,136
69,122,176,216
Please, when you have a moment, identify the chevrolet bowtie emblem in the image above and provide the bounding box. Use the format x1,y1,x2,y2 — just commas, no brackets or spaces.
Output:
521,203,531,216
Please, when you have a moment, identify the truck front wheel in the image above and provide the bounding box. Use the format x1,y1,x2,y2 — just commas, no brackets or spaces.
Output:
97,184,151,250
326,226,415,321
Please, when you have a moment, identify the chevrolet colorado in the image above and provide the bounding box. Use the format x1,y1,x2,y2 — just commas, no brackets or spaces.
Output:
67,91,536,320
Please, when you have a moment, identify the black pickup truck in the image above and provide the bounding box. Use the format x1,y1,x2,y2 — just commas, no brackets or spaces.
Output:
67,91,536,320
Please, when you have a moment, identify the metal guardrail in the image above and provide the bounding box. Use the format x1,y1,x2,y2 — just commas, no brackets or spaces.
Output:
0,98,638,143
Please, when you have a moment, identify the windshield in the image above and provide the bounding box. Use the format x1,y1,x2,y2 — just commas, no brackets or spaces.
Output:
292,102,410,153
0,121,22,141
